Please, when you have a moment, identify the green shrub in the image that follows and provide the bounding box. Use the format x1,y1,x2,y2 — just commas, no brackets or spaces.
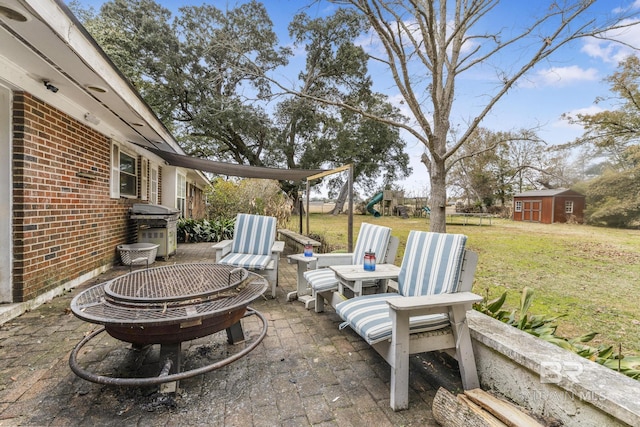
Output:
475,287,640,380
177,217,235,243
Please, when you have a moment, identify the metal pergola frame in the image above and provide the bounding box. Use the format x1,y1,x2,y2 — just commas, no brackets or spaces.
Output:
145,146,355,251
304,164,354,252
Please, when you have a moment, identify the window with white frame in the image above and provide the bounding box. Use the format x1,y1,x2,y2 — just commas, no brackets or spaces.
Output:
177,173,186,217
110,142,137,198
140,158,148,201
150,164,158,205
565,200,574,214
515,200,522,212
119,151,137,197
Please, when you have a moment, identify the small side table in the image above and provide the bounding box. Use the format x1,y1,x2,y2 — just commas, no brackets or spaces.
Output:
330,264,401,297
286,253,318,307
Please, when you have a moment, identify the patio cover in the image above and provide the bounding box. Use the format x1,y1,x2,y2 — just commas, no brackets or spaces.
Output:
146,146,354,251
145,147,324,181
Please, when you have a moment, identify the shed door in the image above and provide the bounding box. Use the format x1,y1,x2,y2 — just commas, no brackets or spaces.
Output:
523,200,541,222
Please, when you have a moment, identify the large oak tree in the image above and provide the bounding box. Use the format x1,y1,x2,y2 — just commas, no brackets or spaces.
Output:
272,9,410,210
72,0,410,207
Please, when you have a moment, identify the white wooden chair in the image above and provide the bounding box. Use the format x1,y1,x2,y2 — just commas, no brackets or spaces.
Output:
212,213,284,298
303,223,398,312
335,231,482,411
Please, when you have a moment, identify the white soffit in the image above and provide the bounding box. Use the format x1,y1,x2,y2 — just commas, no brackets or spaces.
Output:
0,0,182,153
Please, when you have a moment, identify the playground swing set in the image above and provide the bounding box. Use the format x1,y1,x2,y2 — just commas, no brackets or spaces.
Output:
365,190,430,219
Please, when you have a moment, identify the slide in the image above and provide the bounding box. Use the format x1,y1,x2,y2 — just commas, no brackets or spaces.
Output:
366,192,383,217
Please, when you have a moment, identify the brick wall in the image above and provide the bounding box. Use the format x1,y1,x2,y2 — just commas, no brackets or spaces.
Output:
12,92,138,302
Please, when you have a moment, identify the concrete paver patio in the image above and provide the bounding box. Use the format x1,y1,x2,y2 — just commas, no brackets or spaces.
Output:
0,243,461,426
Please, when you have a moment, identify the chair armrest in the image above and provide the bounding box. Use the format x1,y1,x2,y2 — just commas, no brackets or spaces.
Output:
287,253,316,265
272,241,285,254
387,292,482,316
211,240,232,262
287,252,353,269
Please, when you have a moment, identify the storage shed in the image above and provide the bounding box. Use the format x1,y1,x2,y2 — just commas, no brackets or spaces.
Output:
513,188,585,224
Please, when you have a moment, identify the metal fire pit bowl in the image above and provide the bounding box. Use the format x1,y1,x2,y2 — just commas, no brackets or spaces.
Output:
69,263,269,388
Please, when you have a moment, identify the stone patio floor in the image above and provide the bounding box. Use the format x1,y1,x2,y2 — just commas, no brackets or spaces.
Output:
0,243,462,426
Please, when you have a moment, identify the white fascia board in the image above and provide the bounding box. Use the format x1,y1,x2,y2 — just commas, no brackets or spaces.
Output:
0,53,114,139
23,0,184,155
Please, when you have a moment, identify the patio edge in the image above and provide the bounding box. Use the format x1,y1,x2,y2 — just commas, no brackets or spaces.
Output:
468,310,639,426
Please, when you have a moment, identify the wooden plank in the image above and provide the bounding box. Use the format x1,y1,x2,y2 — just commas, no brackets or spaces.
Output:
306,163,351,180
464,389,544,427
460,396,508,427
277,229,321,246
432,387,506,427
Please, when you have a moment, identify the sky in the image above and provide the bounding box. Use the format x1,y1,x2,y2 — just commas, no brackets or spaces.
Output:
68,0,640,198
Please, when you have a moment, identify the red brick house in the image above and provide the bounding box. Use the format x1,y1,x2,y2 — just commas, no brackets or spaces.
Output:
0,0,210,311
513,188,586,224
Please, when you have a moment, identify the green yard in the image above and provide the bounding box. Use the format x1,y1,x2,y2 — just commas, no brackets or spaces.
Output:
287,214,640,355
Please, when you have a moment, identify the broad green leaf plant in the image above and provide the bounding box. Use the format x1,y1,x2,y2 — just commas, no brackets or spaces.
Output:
475,287,640,380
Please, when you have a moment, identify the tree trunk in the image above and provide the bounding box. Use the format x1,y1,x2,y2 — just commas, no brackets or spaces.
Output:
429,158,448,233
331,181,349,215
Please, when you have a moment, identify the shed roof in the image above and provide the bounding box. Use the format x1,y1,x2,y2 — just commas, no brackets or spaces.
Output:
514,188,584,198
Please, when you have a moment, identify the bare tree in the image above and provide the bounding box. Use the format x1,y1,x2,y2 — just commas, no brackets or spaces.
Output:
278,0,639,231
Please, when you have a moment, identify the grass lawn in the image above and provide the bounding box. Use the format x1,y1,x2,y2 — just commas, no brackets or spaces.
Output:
286,213,640,355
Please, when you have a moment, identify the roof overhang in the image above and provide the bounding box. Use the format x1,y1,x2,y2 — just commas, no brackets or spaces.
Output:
0,0,209,186
0,1,178,149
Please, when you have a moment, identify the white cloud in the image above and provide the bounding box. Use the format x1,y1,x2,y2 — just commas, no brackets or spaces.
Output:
568,105,605,116
521,65,599,88
581,18,640,64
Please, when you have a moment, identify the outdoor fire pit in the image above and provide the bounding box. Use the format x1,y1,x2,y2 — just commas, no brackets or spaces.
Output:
69,263,268,389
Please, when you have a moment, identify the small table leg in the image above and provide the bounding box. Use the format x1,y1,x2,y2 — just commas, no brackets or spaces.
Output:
286,257,317,303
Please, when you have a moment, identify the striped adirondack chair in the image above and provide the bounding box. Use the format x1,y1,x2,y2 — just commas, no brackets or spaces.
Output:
335,230,482,411
213,214,284,298
303,223,397,312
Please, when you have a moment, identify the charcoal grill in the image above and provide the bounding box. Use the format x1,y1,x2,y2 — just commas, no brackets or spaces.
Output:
69,263,268,389
131,203,179,259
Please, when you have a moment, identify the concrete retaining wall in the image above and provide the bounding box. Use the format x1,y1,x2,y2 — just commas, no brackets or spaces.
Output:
468,311,640,427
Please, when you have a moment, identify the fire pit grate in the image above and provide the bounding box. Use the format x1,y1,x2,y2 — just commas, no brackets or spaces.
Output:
69,263,269,388
72,264,264,326
104,263,250,305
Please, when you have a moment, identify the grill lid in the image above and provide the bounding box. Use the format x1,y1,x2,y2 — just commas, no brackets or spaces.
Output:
131,203,179,215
